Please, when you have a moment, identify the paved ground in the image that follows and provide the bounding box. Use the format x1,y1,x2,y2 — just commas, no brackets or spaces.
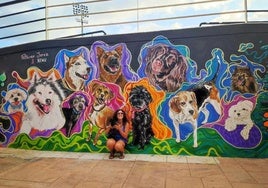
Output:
0,148,267,188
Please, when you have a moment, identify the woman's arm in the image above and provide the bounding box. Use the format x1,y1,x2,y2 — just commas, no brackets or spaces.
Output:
117,122,130,139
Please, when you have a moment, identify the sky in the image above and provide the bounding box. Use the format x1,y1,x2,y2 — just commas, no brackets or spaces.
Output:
0,0,267,48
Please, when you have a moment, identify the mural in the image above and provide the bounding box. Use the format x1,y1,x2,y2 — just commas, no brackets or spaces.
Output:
0,24,268,158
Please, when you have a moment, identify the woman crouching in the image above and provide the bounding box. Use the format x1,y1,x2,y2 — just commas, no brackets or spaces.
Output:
105,109,130,159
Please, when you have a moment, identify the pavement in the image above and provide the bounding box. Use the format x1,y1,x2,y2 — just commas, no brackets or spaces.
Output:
0,148,267,188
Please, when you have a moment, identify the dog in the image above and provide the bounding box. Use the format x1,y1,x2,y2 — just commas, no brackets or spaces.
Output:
232,67,257,94
96,45,127,90
20,72,66,135
87,81,114,145
62,94,88,137
169,82,221,147
129,85,153,149
1,83,27,113
169,91,198,147
225,100,254,140
63,53,90,91
145,44,187,92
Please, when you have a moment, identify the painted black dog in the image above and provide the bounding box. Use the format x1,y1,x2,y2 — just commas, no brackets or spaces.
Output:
62,94,88,137
129,85,153,149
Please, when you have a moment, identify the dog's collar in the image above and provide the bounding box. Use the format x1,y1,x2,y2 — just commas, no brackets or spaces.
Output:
92,103,106,112
131,105,148,118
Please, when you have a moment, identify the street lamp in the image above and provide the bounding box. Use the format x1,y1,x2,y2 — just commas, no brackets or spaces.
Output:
73,3,89,36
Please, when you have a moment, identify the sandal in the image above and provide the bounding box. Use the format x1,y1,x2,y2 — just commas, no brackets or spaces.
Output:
119,152,124,159
109,151,115,159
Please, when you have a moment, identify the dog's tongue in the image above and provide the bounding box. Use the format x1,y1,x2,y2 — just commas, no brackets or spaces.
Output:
83,74,88,80
13,101,20,105
42,105,50,113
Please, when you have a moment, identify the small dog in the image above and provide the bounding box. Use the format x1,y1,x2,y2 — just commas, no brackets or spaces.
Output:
145,44,187,92
1,83,27,113
225,100,254,140
169,91,198,147
63,53,90,91
20,72,66,135
129,85,153,149
97,45,127,90
232,67,257,93
87,81,114,145
62,94,88,137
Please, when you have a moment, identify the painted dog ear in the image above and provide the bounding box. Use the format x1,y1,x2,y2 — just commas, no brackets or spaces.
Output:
31,72,40,84
169,97,181,113
115,45,123,56
96,47,104,59
69,97,74,107
64,53,69,63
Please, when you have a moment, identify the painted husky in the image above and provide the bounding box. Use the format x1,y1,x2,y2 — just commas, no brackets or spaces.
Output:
20,72,66,134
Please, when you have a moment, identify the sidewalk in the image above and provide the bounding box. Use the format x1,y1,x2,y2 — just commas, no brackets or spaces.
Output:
0,148,267,188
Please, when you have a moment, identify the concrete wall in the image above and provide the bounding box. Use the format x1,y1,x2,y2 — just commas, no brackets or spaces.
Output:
0,23,268,157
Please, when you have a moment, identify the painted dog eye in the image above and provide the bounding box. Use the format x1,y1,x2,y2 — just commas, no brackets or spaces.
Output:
11,94,14,98
38,92,42,95
17,93,21,96
180,102,186,106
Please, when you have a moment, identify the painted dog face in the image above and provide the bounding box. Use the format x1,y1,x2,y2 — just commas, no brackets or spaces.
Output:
89,82,114,105
169,91,198,119
65,54,90,81
70,94,88,113
97,45,123,75
145,44,187,92
129,85,152,110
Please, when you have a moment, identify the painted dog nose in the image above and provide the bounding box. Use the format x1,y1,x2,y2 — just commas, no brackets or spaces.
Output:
189,110,194,115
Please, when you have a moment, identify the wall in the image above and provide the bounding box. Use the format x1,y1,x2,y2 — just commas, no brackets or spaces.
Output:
0,23,268,158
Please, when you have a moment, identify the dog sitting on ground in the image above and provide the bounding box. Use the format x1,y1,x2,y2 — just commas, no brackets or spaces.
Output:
225,100,254,140
20,72,66,134
87,81,114,145
232,67,257,94
129,85,153,149
96,45,127,90
62,94,88,137
1,83,27,114
145,44,187,92
63,53,90,91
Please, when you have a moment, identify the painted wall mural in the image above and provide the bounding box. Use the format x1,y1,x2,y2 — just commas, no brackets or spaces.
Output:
0,24,268,158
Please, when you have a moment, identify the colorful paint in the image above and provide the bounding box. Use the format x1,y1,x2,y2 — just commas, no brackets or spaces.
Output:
0,24,268,158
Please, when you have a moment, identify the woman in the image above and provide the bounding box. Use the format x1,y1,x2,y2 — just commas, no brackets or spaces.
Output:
105,109,130,159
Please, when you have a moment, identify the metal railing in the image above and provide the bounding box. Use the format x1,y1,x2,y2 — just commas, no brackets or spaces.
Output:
0,0,267,47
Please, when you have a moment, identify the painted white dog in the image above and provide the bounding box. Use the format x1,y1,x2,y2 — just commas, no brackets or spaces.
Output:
224,100,254,140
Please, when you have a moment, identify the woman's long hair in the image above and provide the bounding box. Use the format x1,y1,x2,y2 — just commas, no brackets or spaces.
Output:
110,109,129,126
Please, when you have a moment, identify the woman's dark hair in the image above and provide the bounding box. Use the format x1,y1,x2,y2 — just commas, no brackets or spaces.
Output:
110,109,128,126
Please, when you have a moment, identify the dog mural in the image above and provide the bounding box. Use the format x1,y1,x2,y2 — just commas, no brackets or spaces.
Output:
1,83,28,113
86,80,124,145
129,85,154,149
62,53,90,91
96,45,127,90
53,46,98,92
144,43,187,92
61,91,91,137
225,100,254,140
90,41,139,91
168,81,222,147
232,67,258,94
20,70,67,135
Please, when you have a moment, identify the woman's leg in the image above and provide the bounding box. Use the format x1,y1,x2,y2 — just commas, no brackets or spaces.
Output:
106,138,116,159
114,140,126,159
